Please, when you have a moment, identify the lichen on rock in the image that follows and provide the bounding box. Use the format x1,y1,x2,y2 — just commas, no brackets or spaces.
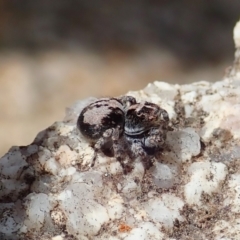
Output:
1,22,240,240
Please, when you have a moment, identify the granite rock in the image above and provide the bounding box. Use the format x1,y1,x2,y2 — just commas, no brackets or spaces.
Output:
1,22,240,240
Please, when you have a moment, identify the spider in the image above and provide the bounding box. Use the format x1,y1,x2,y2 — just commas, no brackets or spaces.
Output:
77,96,169,172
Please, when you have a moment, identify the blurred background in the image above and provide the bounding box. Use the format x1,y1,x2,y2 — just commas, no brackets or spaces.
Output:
0,0,239,156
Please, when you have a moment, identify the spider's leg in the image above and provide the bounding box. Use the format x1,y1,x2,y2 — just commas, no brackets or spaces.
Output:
111,126,127,168
91,128,113,167
143,128,165,149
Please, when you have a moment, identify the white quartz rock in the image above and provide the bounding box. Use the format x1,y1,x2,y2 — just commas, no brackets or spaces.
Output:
106,194,124,220
224,174,240,213
234,21,240,48
150,162,176,188
0,201,24,236
57,172,109,237
213,219,240,239
144,194,184,229
0,148,27,178
166,127,201,163
23,193,51,231
184,161,228,206
1,73,240,239
123,222,165,240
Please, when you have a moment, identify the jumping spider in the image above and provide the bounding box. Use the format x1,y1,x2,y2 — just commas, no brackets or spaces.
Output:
77,96,169,172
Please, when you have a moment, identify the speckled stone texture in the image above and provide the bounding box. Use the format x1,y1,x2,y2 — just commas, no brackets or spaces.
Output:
1,23,240,240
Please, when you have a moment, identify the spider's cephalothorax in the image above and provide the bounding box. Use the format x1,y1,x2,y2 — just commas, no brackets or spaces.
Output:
77,96,136,167
124,101,169,168
125,101,169,135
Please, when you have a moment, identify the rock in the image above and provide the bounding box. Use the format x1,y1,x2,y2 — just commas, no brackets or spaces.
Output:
1,22,240,240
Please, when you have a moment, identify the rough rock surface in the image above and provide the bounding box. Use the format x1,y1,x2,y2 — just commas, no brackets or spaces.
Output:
1,23,240,240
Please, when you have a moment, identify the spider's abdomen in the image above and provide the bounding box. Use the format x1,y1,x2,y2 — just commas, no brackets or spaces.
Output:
77,98,125,142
